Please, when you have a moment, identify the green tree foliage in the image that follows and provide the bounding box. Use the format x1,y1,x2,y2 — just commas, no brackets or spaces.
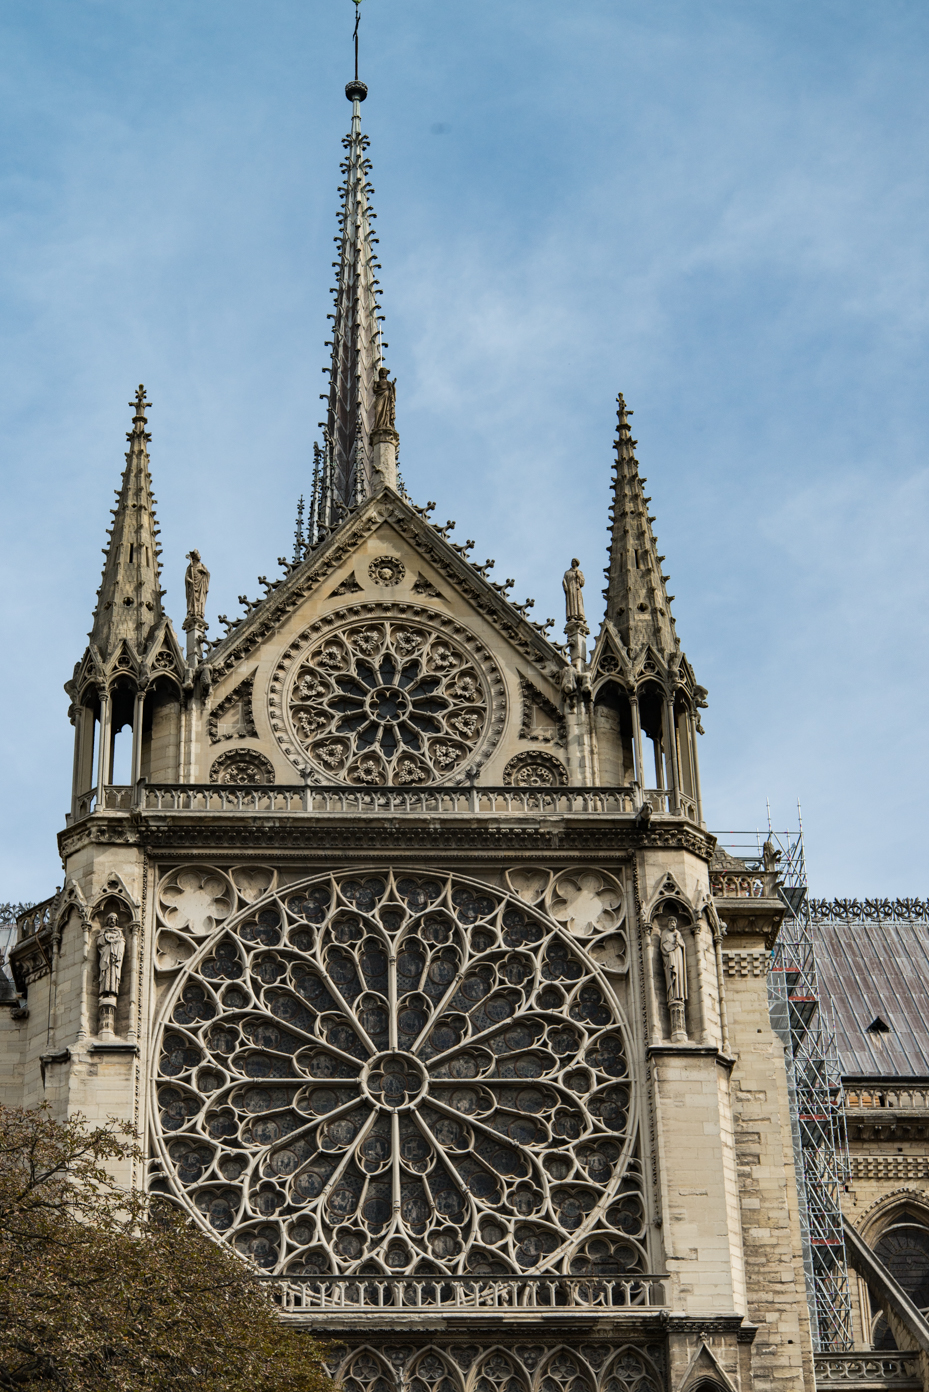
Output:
0,1104,333,1392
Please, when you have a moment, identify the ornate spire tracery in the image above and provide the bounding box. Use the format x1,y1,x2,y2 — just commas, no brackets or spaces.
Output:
602,392,678,657
89,386,165,662
310,82,388,538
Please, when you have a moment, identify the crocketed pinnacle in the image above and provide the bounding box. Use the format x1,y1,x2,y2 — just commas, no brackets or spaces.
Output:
603,393,679,655
89,386,165,661
310,84,387,539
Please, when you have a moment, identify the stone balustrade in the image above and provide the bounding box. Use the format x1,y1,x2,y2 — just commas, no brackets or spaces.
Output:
814,1352,921,1389
263,1273,668,1317
845,1086,929,1111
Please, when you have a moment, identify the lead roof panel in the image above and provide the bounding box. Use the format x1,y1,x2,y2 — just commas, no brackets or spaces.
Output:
814,919,929,1078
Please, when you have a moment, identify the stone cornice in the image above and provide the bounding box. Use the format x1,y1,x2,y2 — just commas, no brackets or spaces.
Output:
59,811,716,864
712,895,785,951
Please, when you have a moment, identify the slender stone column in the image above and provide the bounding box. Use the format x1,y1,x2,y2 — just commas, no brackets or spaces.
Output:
630,692,645,796
95,692,111,805
664,695,681,813
130,689,145,787
689,710,704,823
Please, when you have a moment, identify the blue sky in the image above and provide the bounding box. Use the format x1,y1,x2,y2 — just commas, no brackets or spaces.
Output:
1,0,928,901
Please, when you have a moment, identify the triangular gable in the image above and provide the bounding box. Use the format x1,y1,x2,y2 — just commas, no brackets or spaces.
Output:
204,488,565,687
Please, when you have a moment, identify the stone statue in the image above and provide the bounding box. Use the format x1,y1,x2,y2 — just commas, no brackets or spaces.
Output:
372,367,396,433
184,550,210,621
659,916,688,1041
563,559,586,624
98,914,125,998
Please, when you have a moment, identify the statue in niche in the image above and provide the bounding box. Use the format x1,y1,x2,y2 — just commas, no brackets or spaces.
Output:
372,367,397,433
562,558,586,624
184,549,210,622
98,914,125,998
659,915,688,1042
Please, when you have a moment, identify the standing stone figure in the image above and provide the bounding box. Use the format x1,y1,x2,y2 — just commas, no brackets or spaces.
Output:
659,916,688,1041
184,550,210,622
97,913,126,1037
562,559,586,625
372,367,397,433
98,914,125,997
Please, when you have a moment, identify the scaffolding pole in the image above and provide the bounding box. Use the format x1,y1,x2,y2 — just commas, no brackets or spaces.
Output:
714,823,853,1353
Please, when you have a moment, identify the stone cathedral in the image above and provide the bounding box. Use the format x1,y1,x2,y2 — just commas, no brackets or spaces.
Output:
7,73,928,1392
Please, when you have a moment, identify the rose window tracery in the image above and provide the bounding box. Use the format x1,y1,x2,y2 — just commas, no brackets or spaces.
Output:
270,608,505,785
153,870,646,1277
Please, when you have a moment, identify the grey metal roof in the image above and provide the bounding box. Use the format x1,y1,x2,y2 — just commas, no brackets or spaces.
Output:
813,919,929,1078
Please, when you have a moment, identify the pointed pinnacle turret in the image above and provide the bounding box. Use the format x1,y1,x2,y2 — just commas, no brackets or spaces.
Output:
312,82,390,530
603,393,678,656
89,386,165,661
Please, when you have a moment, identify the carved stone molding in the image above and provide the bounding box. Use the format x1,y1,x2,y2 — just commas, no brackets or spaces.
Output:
721,949,768,978
209,749,275,785
503,751,568,788
208,675,257,744
848,1156,929,1183
368,556,405,587
518,676,565,747
329,572,364,598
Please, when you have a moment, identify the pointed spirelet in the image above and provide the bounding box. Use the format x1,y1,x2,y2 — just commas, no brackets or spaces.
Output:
315,79,388,514
89,386,165,661
603,393,679,656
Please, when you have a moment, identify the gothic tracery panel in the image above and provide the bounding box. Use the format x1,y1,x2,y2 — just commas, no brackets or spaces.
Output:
268,605,506,785
152,869,646,1277
328,1344,664,1392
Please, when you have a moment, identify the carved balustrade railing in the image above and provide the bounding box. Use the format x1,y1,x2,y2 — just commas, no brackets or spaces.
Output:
84,783,667,817
68,783,706,823
262,1274,668,1315
809,899,929,925
814,1353,921,1387
845,1086,929,1111
15,895,58,939
710,872,767,899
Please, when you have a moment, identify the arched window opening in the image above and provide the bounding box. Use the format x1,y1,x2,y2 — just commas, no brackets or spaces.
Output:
594,682,635,786
674,693,696,802
71,691,100,817
869,1210,929,1349
108,682,136,786
637,683,666,791
140,677,181,783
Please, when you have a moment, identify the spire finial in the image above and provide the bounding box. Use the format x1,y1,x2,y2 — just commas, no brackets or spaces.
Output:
601,389,677,655
129,384,150,437
310,29,389,524
90,387,166,662
346,0,368,102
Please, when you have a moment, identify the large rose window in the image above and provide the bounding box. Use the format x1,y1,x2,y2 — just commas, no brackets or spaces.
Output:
269,608,505,785
153,870,647,1277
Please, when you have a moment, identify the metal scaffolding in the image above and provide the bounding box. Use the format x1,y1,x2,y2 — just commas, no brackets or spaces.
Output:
714,822,853,1353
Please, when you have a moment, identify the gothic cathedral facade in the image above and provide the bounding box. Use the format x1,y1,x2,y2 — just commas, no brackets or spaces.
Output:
1,79,818,1392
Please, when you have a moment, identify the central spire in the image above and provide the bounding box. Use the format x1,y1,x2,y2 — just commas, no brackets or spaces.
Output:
310,78,389,540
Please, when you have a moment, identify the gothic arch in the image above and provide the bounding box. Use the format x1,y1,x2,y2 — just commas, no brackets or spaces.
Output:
336,1348,395,1392
536,1347,595,1392
408,1348,465,1392
859,1191,929,1245
600,1346,663,1392
470,1348,530,1392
